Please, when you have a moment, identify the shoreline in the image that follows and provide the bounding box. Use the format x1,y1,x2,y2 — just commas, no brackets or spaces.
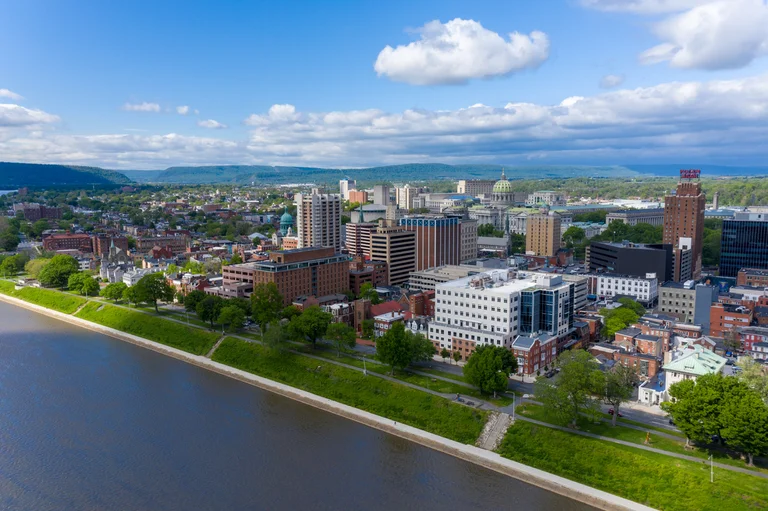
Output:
0,293,654,511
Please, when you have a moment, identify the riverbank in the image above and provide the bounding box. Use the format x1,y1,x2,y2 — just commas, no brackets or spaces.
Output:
0,292,651,511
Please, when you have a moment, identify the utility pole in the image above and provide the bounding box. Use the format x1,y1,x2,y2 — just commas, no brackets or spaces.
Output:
512,394,516,422
709,454,714,483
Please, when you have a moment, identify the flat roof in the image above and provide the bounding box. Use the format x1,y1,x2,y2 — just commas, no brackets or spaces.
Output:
438,269,568,294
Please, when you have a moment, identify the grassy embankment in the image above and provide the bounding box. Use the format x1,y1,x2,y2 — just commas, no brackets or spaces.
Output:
213,337,488,444
0,280,86,314
75,302,219,356
499,420,768,511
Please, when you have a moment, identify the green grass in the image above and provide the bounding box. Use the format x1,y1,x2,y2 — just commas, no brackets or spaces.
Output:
611,414,686,438
498,421,768,511
518,403,767,474
75,302,219,355
213,337,488,444
409,365,469,383
0,281,86,314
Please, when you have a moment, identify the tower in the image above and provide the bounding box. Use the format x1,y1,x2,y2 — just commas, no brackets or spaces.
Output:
663,169,705,278
295,191,342,251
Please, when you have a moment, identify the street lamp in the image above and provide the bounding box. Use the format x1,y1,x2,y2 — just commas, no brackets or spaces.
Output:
363,355,368,376
709,455,714,483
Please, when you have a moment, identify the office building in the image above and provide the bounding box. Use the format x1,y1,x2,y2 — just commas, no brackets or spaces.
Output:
526,211,561,257
428,270,573,359
587,241,673,282
518,270,589,312
457,179,495,196
663,170,705,278
295,190,342,251
12,202,63,220
370,221,416,285
658,281,718,331
136,235,189,255
373,184,392,206
460,219,477,262
720,212,768,278
349,257,387,295
42,233,93,252
737,268,768,287
594,273,659,307
407,265,483,292
339,178,355,200
606,208,665,227
395,184,421,210
218,247,349,305
399,215,461,270
345,214,376,256
710,303,753,338
347,190,368,204
526,191,567,207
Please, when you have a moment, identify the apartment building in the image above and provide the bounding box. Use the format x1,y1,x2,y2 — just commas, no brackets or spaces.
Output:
594,273,659,307
345,221,376,257
399,215,461,271
136,235,189,255
460,219,477,263
370,221,416,286
525,211,561,257
295,190,342,251
663,171,705,278
42,233,93,252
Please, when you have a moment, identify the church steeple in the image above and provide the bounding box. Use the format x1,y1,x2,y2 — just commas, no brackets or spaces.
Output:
358,204,364,223
501,168,506,180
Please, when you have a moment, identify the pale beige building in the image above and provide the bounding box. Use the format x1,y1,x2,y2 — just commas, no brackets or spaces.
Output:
295,189,342,251
460,219,477,262
526,211,562,257
370,220,416,285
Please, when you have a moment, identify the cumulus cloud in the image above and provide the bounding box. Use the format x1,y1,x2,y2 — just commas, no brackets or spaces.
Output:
580,0,708,13
197,119,227,129
0,104,60,127
176,105,190,115
374,18,549,85
122,102,161,112
0,89,23,101
639,0,768,70
600,74,625,88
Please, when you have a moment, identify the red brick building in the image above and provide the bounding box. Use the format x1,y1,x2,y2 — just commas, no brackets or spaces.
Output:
662,170,705,278
91,235,129,256
511,334,557,376
43,233,93,252
710,303,753,338
737,268,768,287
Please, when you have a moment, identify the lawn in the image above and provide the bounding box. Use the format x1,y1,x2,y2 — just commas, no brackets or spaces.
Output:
518,403,767,474
0,281,86,314
498,421,768,511
76,302,219,355
213,337,488,444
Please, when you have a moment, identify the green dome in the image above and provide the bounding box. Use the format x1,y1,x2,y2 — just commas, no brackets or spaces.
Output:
280,211,293,223
493,179,513,194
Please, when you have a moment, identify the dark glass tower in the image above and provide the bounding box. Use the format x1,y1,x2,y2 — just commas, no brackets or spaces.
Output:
720,212,768,278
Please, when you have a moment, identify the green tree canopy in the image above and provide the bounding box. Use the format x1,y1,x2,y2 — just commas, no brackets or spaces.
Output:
24,258,50,279
38,254,79,288
720,390,768,466
534,350,603,427
375,322,435,374
463,345,518,397
101,281,127,302
67,272,99,296
358,282,381,305
135,273,175,313
218,305,246,332
183,290,207,313
196,295,225,328
251,282,283,330
262,320,289,353
601,364,639,426
325,322,356,356
289,305,333,347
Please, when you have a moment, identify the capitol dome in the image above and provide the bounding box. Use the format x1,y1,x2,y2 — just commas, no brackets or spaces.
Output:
279,207,294,236
491,169,515,206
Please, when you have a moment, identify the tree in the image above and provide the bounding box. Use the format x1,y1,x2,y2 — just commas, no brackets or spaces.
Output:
67,272,99,296
38,254,80,288
196,296,225,328
262,320,288,353
453,350,462,364
463,345,518,398
0,231,20,251
361,319,374,339
510,233,525,254
122,285,143,307
24,258,50,279
0,256,19,277
251,282,283,330
228,297,251,316
134,273,174,313
440,348,450,362
721,390,768,466
101,282,127,302
184,290,206,313
325,322,356,356
359,282,381,305
600,305,641,339
601,364,639,426
410,333,436,364
228,252,243,265
281,305,301,321
534,350,603,428
737,358,768,403
562,226,586,248
375,322,413,374
724,328,741,353
616,298,645,317
289,305,332,347
218,305,246,332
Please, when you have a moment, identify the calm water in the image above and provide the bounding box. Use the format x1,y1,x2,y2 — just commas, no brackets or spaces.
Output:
0,302,593,511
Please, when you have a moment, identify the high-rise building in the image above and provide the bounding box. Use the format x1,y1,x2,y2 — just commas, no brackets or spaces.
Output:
370,221,416,285
339,178,356,200
295,189,342,251
345,221,376,257
457,179,495,196
460,219,477,262
399,215,461,270
395,184,420,210
373,184,391,206
526,211,561,257
720,212,768,278
663,170,705,278
587,241,673,282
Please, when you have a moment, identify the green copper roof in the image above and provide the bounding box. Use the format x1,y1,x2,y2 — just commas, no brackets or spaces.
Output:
662,345,726,376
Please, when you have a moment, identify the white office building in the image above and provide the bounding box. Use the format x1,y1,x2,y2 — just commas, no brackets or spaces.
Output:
595,273,658,307
339,178,356,200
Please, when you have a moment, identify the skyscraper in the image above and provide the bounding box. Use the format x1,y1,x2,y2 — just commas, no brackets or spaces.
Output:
399,215,461,270
370,221,416,285
295,189,342,251
663,170,705,278
373,184,392,206
720,212,768,278
525,211,561,257
339,178,355,200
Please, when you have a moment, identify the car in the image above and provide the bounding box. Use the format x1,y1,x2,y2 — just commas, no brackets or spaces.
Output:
608,408,624,418
522,394,532,399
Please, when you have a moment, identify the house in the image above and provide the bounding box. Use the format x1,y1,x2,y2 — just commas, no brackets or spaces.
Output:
374,310,405,338
511,333,557,376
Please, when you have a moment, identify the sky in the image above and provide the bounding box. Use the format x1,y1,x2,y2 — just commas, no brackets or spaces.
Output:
2,0,768,170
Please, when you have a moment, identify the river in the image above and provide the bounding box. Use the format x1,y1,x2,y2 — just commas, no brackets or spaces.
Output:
0,302,594,510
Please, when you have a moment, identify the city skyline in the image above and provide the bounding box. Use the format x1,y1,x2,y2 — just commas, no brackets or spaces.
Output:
2,0,768,169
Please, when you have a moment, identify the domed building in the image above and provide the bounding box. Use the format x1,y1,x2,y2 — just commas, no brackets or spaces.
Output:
279,207,294,236
492,169,515,206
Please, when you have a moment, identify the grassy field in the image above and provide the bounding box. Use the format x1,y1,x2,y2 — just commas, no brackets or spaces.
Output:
213,337,488,444
75,302,219,355
498,421,768,511
517,403,767,473
0,281,86,314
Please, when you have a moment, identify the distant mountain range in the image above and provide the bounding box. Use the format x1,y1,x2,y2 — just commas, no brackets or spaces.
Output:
0,162,132,188
4,161,768,188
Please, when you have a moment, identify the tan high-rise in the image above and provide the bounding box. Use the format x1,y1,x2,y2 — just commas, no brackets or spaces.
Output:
526,211,561,257
370,221,416,285
295,190,342,251
663,173,705,278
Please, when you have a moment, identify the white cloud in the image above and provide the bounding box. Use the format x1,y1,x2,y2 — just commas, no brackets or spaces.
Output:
0,89,23,101
580,0,708,13
374,18,550,85
176,105,190,115
122,102,161,112
0,104,60,127
600,74,625,88
639,0,768,70
197,119,227,129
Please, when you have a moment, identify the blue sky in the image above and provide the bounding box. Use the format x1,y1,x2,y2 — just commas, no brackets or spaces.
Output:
2,0,768,169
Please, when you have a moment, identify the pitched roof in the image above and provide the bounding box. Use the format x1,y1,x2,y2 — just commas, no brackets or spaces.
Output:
663,345,726,376
370,301,404,317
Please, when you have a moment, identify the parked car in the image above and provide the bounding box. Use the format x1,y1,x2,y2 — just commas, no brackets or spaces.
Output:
608,408,623,418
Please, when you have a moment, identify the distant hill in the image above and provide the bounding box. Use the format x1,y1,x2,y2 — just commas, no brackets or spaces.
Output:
623,164,768,177
0,162,132,187
150,163,640,185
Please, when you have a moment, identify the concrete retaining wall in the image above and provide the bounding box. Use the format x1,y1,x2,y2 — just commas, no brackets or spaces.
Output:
0,293,655,511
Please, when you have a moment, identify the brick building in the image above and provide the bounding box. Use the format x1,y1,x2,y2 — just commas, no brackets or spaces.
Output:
136,235,189,255
662,170,705,278
737,268,768,287
13,203,63,220
348,257,387,295
42,233,93,252
91,235,130,256
709,303,753,338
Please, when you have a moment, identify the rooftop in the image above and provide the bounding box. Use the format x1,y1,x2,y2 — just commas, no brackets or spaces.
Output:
438,269,568,294
663,345,727,376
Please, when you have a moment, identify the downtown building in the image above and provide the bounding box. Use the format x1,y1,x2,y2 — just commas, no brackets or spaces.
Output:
720,212,768,278
399,215,462,271
428,270,573,364
456,179,495,197
663,170,705,278
370,221,416,286
525,211,562,257
339,178,356,200
606,208,665,227
587,241,674,282
295,189,342,252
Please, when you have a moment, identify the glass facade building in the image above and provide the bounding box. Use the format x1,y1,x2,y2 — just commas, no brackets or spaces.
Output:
720,213,768,278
